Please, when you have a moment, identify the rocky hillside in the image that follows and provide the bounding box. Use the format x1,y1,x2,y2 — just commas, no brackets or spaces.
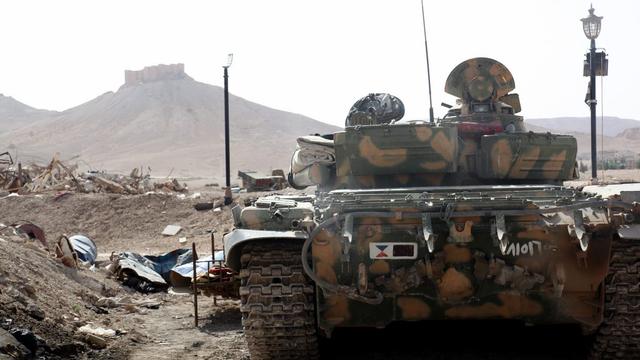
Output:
0,65,339,178
0,94,56,132
524,117,640,160
527,117,640,137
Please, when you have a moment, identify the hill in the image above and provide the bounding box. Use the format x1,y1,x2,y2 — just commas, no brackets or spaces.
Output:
0,64,340,178
527,117,640,137
0,94,57,132
524,119,640,160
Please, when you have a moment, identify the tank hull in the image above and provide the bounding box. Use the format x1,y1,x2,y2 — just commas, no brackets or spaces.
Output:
309,185,618,334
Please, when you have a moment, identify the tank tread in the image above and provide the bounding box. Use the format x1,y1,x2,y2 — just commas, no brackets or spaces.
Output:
591,238,640,359
239,241,319,360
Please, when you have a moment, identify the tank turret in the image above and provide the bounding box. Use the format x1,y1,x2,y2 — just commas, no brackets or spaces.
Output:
441,58,526,136
444,57,520,116
288,58,578,191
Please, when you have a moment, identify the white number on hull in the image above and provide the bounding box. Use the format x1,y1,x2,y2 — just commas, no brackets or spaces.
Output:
505,240,542,257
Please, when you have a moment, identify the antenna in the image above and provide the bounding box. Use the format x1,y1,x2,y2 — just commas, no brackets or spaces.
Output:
420,0,435,123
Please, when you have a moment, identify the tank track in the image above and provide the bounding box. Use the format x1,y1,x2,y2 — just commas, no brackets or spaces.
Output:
239,241,319,360
590,237,640,359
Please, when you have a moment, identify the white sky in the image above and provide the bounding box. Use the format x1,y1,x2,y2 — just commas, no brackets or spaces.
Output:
0,0,637,128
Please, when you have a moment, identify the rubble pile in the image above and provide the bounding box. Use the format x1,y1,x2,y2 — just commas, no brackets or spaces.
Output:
0,228,130,357
1,155,188,195
0,185,250,358
0,152,29,192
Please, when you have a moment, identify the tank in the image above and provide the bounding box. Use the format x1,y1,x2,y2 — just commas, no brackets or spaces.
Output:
222,58,640,359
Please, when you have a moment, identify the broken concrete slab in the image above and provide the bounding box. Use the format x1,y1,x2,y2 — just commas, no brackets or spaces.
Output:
89,176,125,194
81,333,107,349
77,324,116,338
161,225,182,236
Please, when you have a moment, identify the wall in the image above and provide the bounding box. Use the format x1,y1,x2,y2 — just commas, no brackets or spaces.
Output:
124,64,189,86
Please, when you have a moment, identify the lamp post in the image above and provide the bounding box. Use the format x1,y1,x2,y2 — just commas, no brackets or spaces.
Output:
223,53,233,205
581,6,602,181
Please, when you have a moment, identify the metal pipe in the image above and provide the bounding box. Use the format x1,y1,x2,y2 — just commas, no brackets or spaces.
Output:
192,242,199,327
211,232,217,306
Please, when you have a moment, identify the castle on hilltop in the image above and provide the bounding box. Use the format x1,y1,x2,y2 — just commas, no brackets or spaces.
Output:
123,63,191,86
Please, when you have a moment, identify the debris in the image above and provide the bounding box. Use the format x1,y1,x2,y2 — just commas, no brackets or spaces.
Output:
14,222,46,247
154,178,188,193
51,342,86,357
24,155,81,193
88,175,125,194
81,333,108,349
110,249,193,293
0,153,31,193
0,221,47,248
54,234,97,267
95,296,161,310
9,328,41,354
178,237,187,245
67,235,97,265
238,169,287,192
161,225,182,236
194,202,214,211
53,190,73,201
213,207,222,213
170,252,224,286
171,251,237,297
26,303,45,321
189,192,201,199
77,324,116,338
55,235,79,268
0,328,29,358
1,154,189,195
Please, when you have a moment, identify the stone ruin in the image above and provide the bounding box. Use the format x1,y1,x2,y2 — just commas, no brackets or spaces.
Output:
123,63,192,87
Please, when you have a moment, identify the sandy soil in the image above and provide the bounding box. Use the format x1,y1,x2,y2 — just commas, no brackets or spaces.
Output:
0,190,250,359
0,191,231,258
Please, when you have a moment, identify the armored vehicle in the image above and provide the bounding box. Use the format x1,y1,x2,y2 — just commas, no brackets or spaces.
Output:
223,58,640,359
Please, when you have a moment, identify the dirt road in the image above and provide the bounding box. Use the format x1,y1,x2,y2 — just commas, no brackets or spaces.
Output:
126,297,248,360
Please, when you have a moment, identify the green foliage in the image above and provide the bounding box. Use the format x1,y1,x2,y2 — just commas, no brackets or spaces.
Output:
598,159,627,170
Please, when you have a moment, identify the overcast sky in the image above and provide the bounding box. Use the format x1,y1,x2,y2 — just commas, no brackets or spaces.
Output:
0,0,637,128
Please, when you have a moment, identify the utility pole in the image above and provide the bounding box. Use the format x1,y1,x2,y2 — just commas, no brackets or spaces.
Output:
581,6,605,182
223,54,233,205
589,39,597,180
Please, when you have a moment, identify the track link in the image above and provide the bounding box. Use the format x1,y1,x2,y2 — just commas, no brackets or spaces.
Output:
239,241,319,360
590,237,640,359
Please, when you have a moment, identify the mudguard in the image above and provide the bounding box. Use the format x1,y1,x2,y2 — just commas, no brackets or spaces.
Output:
223,229,308,272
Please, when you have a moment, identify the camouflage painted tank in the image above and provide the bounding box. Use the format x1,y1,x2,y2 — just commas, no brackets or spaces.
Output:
223,58,640,359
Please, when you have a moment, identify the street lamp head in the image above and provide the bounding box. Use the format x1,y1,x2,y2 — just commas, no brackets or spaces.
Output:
224,53,234,69
581,5,603,40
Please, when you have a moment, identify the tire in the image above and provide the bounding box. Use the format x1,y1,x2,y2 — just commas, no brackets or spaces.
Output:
239,241,319,359
590,236,640,359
